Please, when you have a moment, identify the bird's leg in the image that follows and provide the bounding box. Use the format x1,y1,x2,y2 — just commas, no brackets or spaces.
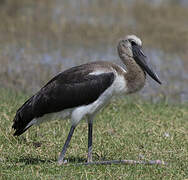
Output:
88,120,93,163
58,125,75,165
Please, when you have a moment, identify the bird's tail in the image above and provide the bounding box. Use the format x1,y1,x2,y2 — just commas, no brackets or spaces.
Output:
12,96,35,136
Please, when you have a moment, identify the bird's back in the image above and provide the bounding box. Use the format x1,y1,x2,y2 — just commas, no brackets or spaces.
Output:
12,62,115,136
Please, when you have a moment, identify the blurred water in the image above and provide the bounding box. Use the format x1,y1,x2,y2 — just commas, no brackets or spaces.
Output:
58,46,188,103
6,43,187,103
1,0,188,103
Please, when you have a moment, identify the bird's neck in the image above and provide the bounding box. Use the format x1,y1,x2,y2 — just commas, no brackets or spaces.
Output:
121,57,146,93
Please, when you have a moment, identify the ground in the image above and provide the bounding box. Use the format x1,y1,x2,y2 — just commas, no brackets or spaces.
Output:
0,88,187,179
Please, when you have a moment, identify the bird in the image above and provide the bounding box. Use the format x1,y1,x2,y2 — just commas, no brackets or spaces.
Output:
12,35,161,165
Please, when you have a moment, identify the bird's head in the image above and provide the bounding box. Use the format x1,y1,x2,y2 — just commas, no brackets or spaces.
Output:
117,35,162,85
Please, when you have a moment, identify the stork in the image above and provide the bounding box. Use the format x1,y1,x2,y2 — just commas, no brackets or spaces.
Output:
12,35,161,165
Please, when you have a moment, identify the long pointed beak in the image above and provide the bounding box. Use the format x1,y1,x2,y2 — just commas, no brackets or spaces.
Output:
132,45,162,84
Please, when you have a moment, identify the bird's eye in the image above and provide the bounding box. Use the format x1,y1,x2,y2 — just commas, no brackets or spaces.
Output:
131,41,136,46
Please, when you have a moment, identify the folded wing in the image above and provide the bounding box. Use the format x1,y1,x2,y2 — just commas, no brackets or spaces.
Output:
12,64,115,136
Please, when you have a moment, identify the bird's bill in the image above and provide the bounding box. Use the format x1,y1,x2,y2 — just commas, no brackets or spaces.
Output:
132,45,162,84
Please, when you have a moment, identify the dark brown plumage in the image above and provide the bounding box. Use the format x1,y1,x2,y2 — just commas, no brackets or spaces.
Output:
12,35,161,164
13,63,115,136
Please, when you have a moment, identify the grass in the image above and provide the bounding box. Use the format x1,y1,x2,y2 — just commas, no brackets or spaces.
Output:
0,88,187,179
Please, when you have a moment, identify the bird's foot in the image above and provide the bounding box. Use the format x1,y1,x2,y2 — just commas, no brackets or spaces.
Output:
87,157,93,163
58,159,67,165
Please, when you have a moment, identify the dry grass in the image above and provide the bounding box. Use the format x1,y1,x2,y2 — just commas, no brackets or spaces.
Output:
1,1,188,49
132,2,188,52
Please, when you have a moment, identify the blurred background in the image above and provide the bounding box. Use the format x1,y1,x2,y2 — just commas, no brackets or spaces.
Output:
0,0,187,103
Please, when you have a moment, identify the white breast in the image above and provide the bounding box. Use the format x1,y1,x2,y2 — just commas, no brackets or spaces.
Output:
71,71,127,126
27,66,128,129
112,74,127,95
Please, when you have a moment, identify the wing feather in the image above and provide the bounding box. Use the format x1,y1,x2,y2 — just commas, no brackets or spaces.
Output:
12,64,114,135
33,71,115,117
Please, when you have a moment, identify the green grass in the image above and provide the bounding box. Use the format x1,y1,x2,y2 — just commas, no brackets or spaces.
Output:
0,88,187,179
